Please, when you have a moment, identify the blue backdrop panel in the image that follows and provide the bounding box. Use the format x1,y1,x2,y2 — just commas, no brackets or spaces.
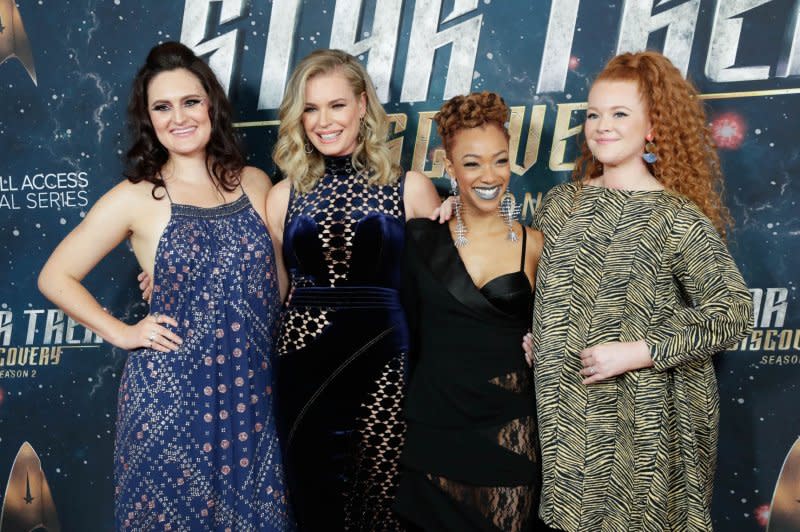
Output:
0,1,798,530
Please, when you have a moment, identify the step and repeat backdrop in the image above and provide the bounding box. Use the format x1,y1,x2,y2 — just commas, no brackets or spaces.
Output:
1,0,798,530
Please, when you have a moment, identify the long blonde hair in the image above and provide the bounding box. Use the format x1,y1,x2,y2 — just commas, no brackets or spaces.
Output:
272,49,400,193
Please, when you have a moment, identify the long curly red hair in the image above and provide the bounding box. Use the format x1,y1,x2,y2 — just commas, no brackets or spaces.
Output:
572,51,732,237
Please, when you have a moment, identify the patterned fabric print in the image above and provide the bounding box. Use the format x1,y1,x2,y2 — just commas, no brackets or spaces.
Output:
344,352,407,531
426,475,534,532
495,416,538,464
531,183,751,532
276,307,330,356
489,370,538,463
489,369,532,393
115,195,294,531
284,156,404,287
277,157,404,358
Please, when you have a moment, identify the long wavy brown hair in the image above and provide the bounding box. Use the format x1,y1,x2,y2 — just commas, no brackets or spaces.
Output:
124,42,244,197
573,51,732,237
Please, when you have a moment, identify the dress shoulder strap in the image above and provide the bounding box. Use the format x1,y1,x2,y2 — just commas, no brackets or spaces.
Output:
161,184,173,203
519,224,527,272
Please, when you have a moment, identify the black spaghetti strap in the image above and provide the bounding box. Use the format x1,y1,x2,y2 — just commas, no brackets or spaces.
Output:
519,224,527,272
158,172,173,203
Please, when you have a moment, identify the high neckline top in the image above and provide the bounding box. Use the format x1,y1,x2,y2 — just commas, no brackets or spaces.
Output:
323,154,356,176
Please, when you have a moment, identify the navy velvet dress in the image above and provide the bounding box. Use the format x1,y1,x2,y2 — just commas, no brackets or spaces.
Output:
275,156,409,531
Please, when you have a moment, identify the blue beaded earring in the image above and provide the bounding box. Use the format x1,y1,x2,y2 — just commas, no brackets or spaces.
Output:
642,133,657,164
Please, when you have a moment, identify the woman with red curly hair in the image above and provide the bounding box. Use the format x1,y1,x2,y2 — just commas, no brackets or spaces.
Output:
395,91,545,531
527,51,752,531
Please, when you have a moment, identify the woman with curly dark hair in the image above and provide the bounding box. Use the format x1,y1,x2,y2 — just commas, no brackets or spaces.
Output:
526,51,752,531
38,42,293,530
394,91,545,531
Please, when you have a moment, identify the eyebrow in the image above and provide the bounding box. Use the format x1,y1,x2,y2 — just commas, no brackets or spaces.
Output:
586,105,633,112
461,150,508,159
305,98,349,107
149,94,204,105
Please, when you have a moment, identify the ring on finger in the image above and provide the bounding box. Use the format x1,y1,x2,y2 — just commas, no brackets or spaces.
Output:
153,312,160,320
589,366,596,375
149,331,157,342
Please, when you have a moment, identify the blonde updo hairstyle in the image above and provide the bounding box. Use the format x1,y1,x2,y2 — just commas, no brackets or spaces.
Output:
273,49,400,194
434,91,510,157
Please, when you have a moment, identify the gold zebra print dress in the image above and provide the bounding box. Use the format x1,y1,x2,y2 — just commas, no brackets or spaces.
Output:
531,183,752,532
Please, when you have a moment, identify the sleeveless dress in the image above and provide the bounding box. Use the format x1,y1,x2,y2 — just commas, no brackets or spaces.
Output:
395,219,541,532
114,191,294,531
275,155,408,531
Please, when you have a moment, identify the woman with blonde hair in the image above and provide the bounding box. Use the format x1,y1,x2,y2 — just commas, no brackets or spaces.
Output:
526,51,752,531
267,49,443,530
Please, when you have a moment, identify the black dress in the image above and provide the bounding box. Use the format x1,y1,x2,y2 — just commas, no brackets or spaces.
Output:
395,218,541,532
275,155,409,531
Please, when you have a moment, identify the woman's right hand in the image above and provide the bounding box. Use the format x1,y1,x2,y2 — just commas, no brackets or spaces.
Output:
137,271,154,301
118,313,182,352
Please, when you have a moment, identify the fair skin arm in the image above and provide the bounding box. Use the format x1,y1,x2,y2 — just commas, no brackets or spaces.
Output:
519,226,543,368
522,327,654,383
403,170,445,220
38,182,182,352
241,166,290,303
577,340,653,384
265,178,291,302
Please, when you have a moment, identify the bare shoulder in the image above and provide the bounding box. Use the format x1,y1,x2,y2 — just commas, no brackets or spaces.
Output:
240,166,272,194
524,225,544,257
403,170,434,193
69,179,167,245
95,179,161,214
267,177,291,207
403,170,439,217
265,177,291,231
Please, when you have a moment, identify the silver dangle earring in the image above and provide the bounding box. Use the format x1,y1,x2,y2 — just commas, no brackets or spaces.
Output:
304,140,313,154
446,172,468,248
448,171,458,195
499,191,521,242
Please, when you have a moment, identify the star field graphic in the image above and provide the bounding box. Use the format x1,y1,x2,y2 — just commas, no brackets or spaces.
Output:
0,1,799,530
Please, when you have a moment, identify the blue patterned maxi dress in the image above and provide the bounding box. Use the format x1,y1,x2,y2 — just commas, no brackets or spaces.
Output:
114,192,294,531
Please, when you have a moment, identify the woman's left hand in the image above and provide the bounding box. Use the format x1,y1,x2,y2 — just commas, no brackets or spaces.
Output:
137,271,154,302
579,340,653,384
429,196,455,223
522,332,534,367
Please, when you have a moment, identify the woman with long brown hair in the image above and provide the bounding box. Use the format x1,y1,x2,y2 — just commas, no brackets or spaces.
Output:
527,51,752,531
39,42,293,530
